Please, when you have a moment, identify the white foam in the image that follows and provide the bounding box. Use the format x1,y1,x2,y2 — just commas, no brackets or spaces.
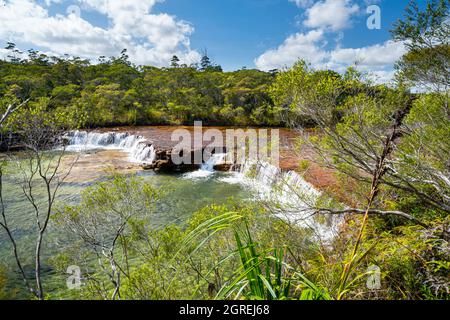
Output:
65,131,156,163
220,160,341,242
182,153,228,181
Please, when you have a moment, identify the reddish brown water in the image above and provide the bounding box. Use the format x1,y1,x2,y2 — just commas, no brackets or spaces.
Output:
72,126,350,202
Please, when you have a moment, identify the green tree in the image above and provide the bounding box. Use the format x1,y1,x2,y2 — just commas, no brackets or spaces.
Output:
54,175,161,300
170,55,180,68
200,52,212,71
4,42,23,64
392,0,449,91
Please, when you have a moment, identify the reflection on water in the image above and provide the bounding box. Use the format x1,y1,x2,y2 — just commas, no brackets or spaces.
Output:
0,148,252,298
0,126,337,298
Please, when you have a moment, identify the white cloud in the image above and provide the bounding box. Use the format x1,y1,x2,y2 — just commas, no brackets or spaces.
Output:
0,47,28,60
0,0,201,66
363,0,382,5
367,70,397,85
44,0,62,6
254,30,327,71
327,41,406,84
329,40,406,68
304,0,360,31
288,0,314,8
255,37,405,83
255,0,404,83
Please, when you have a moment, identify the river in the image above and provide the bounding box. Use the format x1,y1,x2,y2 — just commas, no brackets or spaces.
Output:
0,126,340,298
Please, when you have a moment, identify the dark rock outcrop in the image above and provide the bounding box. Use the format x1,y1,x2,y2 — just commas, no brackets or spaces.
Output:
213,163,233,171
142,146,231,173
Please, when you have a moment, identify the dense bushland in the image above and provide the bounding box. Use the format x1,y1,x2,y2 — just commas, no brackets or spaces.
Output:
0,0,448,300
0,49,281,128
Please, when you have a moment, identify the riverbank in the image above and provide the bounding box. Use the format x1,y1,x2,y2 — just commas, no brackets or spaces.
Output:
64,126,354,205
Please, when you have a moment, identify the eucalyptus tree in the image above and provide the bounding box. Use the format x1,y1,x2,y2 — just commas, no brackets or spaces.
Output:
0,98,78,299
387,0,450,216
54,175,161,300
171,55,180,68
270,57,448,297
269,0,450,226
393,0,449,92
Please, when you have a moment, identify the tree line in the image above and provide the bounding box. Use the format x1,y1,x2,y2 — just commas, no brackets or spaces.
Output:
0,47,281,129
0,0,448,300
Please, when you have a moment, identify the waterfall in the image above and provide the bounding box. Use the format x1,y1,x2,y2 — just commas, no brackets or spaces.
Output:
233,160,321,204
220,159,341,241
201,153,228,171
65,131,156,163
183,153,228,180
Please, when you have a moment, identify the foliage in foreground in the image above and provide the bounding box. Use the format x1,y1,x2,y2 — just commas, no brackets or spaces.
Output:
48,175,326,300
45,175,448,300
0,0,448,301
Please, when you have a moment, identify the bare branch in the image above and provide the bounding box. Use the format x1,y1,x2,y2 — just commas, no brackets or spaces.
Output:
0,99,29,127
312,207,429,228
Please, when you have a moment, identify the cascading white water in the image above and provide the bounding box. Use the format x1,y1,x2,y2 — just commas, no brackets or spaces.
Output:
65,131,156,163
183,153,228,180
231,160,320,204
201,153,228,171
65,129,339,240
220,159,341,241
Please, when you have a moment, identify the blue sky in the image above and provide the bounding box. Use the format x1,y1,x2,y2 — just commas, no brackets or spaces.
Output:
0,0,424,82
153,0,410,70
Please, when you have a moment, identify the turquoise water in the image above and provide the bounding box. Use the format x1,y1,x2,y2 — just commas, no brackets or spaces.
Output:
0,152,252,298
